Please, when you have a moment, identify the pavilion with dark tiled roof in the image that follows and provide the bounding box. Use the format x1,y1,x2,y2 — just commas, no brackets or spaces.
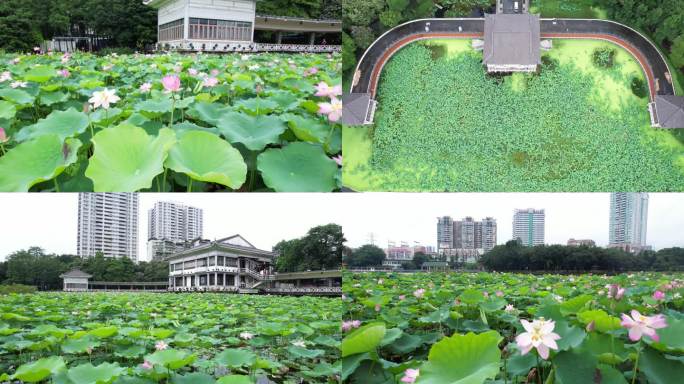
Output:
649,95,684,128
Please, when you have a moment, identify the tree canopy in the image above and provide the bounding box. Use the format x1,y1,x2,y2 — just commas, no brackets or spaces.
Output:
0,247,168,290
273,223,345,272
0,0,341,52
481,241,684,272
344,244,386,267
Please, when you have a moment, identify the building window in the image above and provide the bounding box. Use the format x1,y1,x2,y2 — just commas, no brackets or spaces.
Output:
208,257,215,266
189,18,252,41
200,275,207,286
197,258,207,267
209,274,215,285
184,260,196,269
225,258,237,267
159,19,183,42
217,256,224,266
218,274,224,285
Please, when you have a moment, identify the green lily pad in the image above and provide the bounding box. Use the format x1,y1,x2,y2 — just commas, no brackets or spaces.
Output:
15,108,89,142
190,102,231,125
554,350,598,384
135,98,174,117
114,344,146,359
0,100,17,119
283,114,330,143
0,88,35,105
67,362,126,384
216,375,252,384
341,322,386,358
145,349,195,370
165,131,247,189
0,135,81,191
257,142,337,192
418,330,502,384
639,346,684,384
234,97,279,115
89,326,118,338
85,125,176,191
216,112,287,151
62,336,101,354
172,373,216,384
578,310,622,332
13,356,66,382
25,65,57,83
39,91,70,106
286,346,325,359
214,348,257,368
90,108,123,125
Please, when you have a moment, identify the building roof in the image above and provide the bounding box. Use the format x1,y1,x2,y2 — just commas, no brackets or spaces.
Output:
483,13,541,67
59,269,92,278
654,95,684,128
167,234,275,261
342,93,372,125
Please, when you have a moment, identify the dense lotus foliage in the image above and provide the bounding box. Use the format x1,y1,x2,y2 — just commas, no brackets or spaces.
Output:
343,41,684,191
342,272,684,383
0,51,342,192
0,293,341,383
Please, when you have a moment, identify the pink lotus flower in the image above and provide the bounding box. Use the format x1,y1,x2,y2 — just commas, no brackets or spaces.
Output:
399,295,406,301
341,320,361,332
0,71,11,82
333,155,342,166
102,64,113,71
162,75,181,93
496,291,504,297
606,284,625,300
653,291,665,301
139,82,152,93
483,291,489,298
516,318,561,360
314,82,342,98
505,304,515,312
61,54,70,64
141,361,153,370
401,368,419,383
202,77,219,88
239,332,254,340
317,97,342,122
413,288,425,299
210,69,220,76
88,88,121,110
59,69,70,78
188,68,198,76
375,304,381,312
0,127,8,143
621,310,667,342
155,340,168,351
11,58,20,65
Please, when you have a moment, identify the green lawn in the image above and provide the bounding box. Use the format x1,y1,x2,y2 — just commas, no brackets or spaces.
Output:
342,39,684,191
529,0,607,19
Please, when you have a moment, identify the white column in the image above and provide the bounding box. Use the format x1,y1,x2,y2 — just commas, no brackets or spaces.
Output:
183,0,189,40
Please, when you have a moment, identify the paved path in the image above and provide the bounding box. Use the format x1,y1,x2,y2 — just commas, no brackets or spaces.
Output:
350,18,676,101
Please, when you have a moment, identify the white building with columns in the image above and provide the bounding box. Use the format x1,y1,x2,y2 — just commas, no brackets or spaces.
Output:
143,0,341,52
168,234,275,291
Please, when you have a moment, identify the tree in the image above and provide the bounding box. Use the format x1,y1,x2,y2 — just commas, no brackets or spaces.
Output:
348,244,385,267
274,224,345,272
411,251,430,269
672,34,684,70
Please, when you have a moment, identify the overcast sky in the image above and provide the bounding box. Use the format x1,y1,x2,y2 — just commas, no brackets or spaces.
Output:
0,193,682,262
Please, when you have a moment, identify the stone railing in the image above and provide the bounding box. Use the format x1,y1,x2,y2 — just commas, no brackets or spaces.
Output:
169,286,239,292
262,287,341,294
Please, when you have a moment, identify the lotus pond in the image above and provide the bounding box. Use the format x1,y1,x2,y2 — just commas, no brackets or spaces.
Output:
0,293,341,383
342,39,684,191
0,51,342,192
342,271,684,383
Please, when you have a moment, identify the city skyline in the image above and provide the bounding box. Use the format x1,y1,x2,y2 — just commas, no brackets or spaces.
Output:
147,201,204,261
77,193,139,262
339,193,683,251
0,193,344,262
609,192,649,248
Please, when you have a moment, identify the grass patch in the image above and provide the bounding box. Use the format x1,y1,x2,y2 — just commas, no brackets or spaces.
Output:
529,0,606,19
342,39,684,191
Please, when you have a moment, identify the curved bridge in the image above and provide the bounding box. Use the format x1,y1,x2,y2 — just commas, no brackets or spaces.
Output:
344,18,683,127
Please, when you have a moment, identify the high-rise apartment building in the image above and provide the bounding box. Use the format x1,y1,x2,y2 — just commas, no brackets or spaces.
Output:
512,208,545,246
77,193,139,261
437,216,497,262
609,193,648,248
147,201,204,261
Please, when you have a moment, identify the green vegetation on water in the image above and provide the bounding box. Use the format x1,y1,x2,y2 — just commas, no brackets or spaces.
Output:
0,293,341,383
342,271,684,383
342,39,684,191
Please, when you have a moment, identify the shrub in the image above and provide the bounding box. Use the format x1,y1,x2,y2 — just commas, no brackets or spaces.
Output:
0,284,37,294
541,55,558,70
592,47,616,68
630,76,648,98
98,47,135,56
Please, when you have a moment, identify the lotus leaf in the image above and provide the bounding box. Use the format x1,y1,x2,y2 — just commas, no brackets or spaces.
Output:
257,142,337,192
